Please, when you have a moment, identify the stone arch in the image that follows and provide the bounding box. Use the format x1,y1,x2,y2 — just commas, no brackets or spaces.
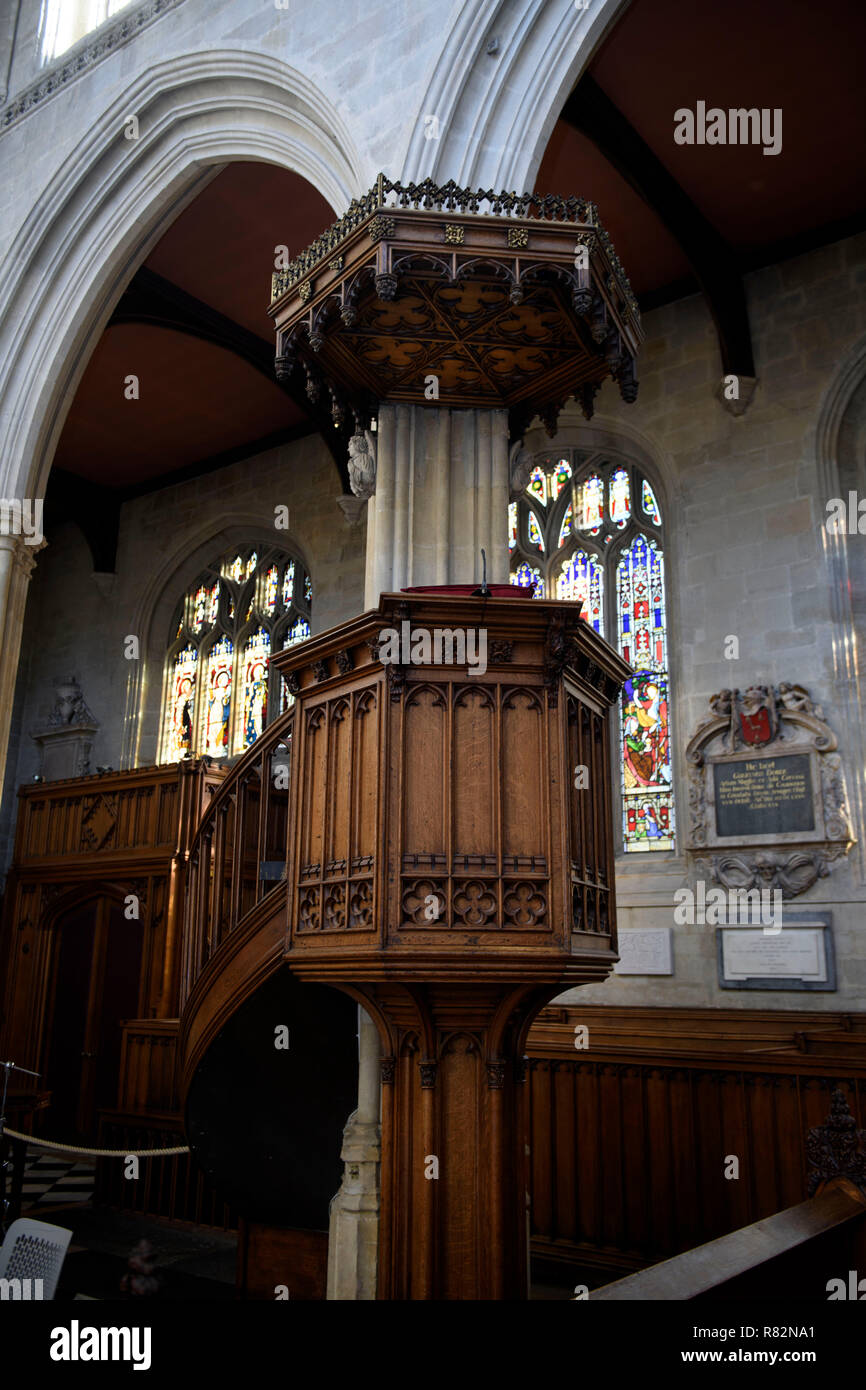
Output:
0,49,365,789
400,0,628,190
0,49,367,505
122,511,315,769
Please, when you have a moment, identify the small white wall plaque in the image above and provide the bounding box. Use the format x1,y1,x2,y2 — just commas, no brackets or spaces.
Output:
614,927,673,976
717,912,835,991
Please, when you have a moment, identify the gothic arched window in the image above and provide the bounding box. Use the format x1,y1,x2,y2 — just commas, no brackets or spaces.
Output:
510,452,674,853
160,546,312,763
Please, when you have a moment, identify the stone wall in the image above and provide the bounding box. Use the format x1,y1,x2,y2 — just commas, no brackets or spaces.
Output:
547,232,866,1012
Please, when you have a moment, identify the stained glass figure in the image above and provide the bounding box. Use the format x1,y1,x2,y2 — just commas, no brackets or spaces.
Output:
282,562,295,607
609,466,631,528
228,555,244,584
556,551,603,635
641,478,662,525
204,635,234,757
167,646,197,761
207,584,219,625
245,552,257,578
557,504,573,549
553,458,572,497
527,466,547,506
527,510,545,551
511,562,544,598
304,575,312,604
576,473,603,534
287,616,311,645
508,502,517,552
265,566,278,613
241,628,271,748
193,585,208,631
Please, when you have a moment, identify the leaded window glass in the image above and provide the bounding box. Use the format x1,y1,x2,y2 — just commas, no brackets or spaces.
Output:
509,451,674,853
160,545,312,762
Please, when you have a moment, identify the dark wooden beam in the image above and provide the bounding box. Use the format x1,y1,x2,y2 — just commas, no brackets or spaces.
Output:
111,267,351,486
562,76,755,378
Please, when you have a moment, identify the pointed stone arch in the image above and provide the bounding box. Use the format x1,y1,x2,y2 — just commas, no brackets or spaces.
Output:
0,49,366,790
400,0,628,190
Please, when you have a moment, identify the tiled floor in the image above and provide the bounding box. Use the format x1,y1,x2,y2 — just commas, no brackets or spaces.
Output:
19,1148,96,1210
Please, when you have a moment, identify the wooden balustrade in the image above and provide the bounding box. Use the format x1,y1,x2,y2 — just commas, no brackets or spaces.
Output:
180,709,294,1010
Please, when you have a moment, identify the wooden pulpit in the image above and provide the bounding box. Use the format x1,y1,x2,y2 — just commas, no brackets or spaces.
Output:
272,588,630,1299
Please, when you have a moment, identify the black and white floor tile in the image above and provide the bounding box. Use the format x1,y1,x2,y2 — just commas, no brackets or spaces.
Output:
20,1148,95,1210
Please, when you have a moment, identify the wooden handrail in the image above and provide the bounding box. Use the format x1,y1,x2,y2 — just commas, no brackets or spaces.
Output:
179,707,294,1009
591,1177,866,1300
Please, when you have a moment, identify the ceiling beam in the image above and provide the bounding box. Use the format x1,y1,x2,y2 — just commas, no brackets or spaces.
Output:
561,76,755,378
111,267,351,487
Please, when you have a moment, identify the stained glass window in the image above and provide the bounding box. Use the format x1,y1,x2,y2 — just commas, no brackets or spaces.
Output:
166,646,197,761
617,535,673,851
193,586,208,631
160,545,311,763
241,629,271,749
609,466,631,528
511,562,544,597
508,451,674,853
576,474,604,534
556,551,603,635
282,562,295,607
527,511,544,551
265,566,279,613
642,478,662,525
553,458,572,498
204,636,234,757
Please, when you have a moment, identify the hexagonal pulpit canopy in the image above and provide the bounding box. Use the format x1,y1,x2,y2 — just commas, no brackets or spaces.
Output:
268,176,644,439
272,590,632,991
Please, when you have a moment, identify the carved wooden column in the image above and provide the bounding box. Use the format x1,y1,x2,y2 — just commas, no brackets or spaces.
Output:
273,591,630,1299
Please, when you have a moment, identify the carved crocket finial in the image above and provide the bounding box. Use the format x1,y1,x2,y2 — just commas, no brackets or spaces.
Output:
508,439,533,501
347,430,377,499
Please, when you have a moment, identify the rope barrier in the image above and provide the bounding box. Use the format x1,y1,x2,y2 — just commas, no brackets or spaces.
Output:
1,1127,189,1157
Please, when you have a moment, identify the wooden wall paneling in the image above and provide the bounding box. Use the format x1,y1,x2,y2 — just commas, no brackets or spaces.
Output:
619,1064,648,1253
575,1061,601,1249
746,1075,782,1222
553,1060,576,1243
529,1060,552,1239
599,1063,625,1249
718,1069,751,1233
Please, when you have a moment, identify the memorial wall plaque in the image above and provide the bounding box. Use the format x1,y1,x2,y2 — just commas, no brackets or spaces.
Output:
613,927,673,976
685,684,854,899
713,754,814,838
717,912,834,991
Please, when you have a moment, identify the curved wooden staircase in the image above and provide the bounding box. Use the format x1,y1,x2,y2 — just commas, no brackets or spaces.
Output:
178,709,294,1093
176,706,358,1272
